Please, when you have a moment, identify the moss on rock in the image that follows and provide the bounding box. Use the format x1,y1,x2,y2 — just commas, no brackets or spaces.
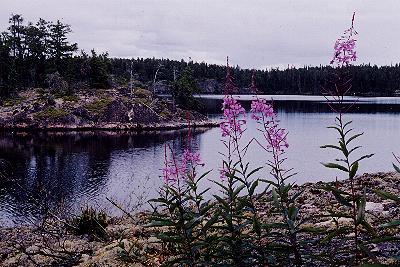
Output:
34,107,69,120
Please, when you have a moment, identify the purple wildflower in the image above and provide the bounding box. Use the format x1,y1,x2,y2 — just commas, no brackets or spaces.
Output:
250,98,289,153
330,12,358,66
162,119,203,184
220,95,246,138
263,122,289,152
250,98,274,121
162,145,180,184
180,149,202,172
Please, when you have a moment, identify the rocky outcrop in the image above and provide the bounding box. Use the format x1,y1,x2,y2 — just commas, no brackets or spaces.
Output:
0,88,218,131
197,78,223,94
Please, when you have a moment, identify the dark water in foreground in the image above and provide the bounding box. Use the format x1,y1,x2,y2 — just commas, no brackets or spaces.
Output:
1,95,400,226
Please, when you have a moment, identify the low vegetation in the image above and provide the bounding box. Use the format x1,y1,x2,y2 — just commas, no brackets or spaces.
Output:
69,206,108,240
84,98,113,114
34,107,69,120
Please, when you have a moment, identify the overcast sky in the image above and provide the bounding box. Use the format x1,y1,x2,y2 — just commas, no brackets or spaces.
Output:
1,0,400,69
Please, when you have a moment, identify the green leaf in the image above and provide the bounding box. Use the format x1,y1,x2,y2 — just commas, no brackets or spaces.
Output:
327,126,343,136
346,132,363,145
198,170,212,181
249,179,259,196
247,166,263,178
297,226,325,234
352,154,374,165
332,191,352,207
290,188,305,203
320,144,342,151
320,228,347,244
343,120,353,129
348,146,362,155
339,140,349,157
322,185,351,196
288,205,299,222
379,220,400,228
349,161,358,179
185,216,203,229
272,188,280,208
393,163,400,173
356,187,366,225
214,195,229,209
373,190,400,203
321,162,348,172
211,180,229,192
233,184,246,198
361,220,377,237
369,236,400,244
202,212,219,233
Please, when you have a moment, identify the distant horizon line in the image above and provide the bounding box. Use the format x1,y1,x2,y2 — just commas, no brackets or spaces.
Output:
101,55,400,71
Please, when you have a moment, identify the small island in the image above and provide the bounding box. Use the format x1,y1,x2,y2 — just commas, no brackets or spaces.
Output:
0,87,217,131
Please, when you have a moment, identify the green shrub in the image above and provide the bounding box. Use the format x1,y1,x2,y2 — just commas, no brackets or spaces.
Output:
84,98,112,114
70,206,108,239
34,107,69,120
61,94,79,102
3,97,24,107
133,88,152,99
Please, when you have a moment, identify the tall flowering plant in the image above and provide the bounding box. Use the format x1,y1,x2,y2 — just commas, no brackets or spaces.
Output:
213,64,270,265
321,12,375,265
251,97,308,266
148,122,215,266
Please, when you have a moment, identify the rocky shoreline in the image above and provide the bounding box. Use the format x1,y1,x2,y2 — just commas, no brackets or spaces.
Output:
0,120,219,132
0,88,218,132
1,172,399,266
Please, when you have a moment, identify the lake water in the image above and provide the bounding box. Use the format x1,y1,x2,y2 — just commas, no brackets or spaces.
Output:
1,95,400,226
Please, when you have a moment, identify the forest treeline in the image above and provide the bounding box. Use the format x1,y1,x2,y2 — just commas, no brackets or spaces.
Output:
1,14,400,97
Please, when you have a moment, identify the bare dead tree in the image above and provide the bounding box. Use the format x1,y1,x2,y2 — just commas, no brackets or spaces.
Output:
152,63,163,95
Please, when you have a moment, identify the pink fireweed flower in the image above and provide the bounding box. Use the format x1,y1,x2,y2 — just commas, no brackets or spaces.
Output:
162,148,202,184
250,98,274,121
162,147,180,184
330,38,357,65
162,132,203,185
330,12,358,66
219,164,229,180
250,99,289,153
220,95,246,138
180,149,202,173
263,122,289,152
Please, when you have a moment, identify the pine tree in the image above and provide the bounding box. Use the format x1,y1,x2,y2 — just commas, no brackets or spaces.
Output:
173,66,199,109
48,20,77,72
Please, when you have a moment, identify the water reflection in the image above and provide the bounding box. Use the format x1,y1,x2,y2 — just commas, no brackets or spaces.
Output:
0,129,207,226
200,97,400,114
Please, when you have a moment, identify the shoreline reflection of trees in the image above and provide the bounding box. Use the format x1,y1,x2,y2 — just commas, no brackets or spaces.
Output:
201,98,400,115
0,128,208,225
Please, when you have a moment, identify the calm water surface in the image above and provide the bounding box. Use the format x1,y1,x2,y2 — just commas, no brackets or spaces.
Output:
1,95,400,226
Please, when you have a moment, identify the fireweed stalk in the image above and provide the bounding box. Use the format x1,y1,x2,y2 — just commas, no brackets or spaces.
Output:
216,94,255,265
321,12,374,264
149,124,213,266
250,98,305,266
393,153,400,173
215,60,268,265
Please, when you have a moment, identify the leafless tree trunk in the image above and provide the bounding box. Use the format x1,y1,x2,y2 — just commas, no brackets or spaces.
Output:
152,63,163,95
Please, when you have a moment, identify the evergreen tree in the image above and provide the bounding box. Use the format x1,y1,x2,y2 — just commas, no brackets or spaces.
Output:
0,32,11,95
88,50,110,89
48,20,77,72
173,66,199,109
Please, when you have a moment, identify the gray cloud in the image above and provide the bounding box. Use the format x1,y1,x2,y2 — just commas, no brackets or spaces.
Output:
1,0,399,69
